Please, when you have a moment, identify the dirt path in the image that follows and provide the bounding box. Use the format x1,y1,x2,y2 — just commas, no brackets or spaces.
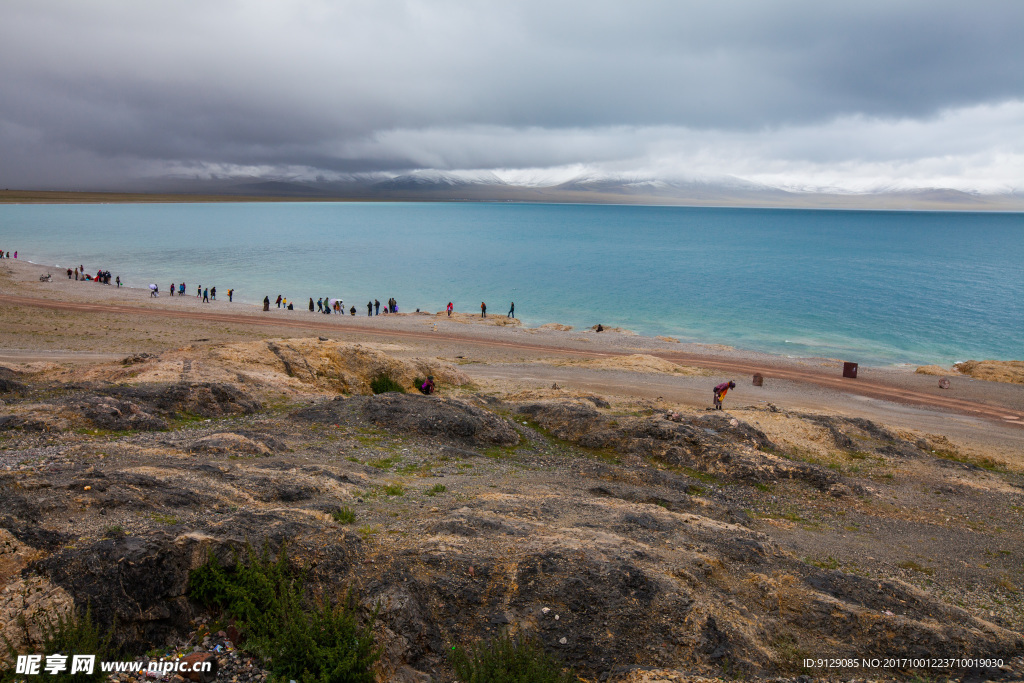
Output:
3,293,1022,428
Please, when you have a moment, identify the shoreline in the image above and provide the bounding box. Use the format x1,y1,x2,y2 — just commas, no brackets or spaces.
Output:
1,255,968,372
3,255,904,371
2,257,1023,436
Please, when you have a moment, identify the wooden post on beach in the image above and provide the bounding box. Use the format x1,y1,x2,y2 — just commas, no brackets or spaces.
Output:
752,373,764,386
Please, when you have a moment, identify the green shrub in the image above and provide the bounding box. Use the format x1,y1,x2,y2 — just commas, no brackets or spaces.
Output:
370,374,405,394
187,543,379,683
331,507,357,524
382,483,405,496
424,484,447,497
1,603,117,683
450,633,577,683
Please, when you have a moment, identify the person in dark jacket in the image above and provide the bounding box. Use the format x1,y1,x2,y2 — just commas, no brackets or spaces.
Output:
263,296,270,311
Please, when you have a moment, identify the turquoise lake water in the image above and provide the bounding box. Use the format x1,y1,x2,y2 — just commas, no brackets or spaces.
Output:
2,202,1022,366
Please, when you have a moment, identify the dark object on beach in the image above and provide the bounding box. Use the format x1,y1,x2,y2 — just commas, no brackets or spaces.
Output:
938,377,951,389
596,324,604,332
263,296,270,311
843,362,858,379
752,373,764,387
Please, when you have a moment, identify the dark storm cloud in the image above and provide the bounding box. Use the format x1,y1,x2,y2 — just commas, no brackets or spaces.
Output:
1,0,1022,189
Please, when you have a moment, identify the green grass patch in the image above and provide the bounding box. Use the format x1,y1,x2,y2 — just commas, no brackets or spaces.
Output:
807,555,840,570
368,455,401,470
930,448,1008,473
187,543,379,682
897,560,934,576
450,633,578,683
148,512,180,525
382,483,405,496
370,374,405,394
331,506,356,524
424,484,447,497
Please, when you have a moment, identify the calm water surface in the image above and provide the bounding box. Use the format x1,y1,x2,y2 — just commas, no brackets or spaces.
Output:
2,202,1021,366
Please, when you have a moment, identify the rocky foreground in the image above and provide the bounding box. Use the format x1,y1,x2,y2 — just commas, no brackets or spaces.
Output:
1,339,1023,682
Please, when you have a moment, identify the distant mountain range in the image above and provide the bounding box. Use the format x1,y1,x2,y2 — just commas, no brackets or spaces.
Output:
83,171,1024,211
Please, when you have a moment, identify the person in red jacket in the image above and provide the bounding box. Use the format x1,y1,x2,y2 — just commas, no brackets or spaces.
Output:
713,380,736,410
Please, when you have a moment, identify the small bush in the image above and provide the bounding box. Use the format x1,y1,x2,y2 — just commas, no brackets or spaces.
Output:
331,506,357,524
1,603,117,683
370,374,405,394
425,484,447,497
382,483,405,496
450,633,577,683
187,543,379,683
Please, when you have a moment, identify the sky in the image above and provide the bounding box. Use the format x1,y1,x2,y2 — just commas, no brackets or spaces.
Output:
2,1,1024,193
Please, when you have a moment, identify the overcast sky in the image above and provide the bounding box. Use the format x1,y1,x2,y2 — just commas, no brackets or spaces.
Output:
2,1,1023,192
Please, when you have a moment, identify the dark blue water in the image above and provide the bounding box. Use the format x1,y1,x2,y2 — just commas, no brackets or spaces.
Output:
2,202,1021,365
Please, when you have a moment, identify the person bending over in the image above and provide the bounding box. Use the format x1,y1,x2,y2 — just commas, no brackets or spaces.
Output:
713,381,736,410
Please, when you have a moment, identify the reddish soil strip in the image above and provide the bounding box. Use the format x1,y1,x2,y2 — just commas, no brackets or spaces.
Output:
3,293,1022,427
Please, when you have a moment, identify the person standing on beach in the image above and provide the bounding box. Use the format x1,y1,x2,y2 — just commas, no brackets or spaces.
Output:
446,302,453,317
169,283,174,296
309,298,314,312
227,289,233,302
263,296,270,311
210,287,216,301
197,285,201,298
713,381,736,410
367,301,373,316
115,276,120,288
276,295,282,308
481,302,487,318
349,305,356,316
202,287,209,303
74,268,79,281
508,302,515,318
374,299,380,315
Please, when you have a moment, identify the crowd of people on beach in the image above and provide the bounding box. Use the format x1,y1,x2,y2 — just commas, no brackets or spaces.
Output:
65,264,118,285
18,252,742,410
0,250,16,259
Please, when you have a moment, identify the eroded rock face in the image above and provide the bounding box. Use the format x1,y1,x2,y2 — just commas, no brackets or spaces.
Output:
104,383,262,418
296,393,521,446
517,401,844,491
188,433,280,456
363,394,521,446
76,396,168,431
3,362,1023,680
